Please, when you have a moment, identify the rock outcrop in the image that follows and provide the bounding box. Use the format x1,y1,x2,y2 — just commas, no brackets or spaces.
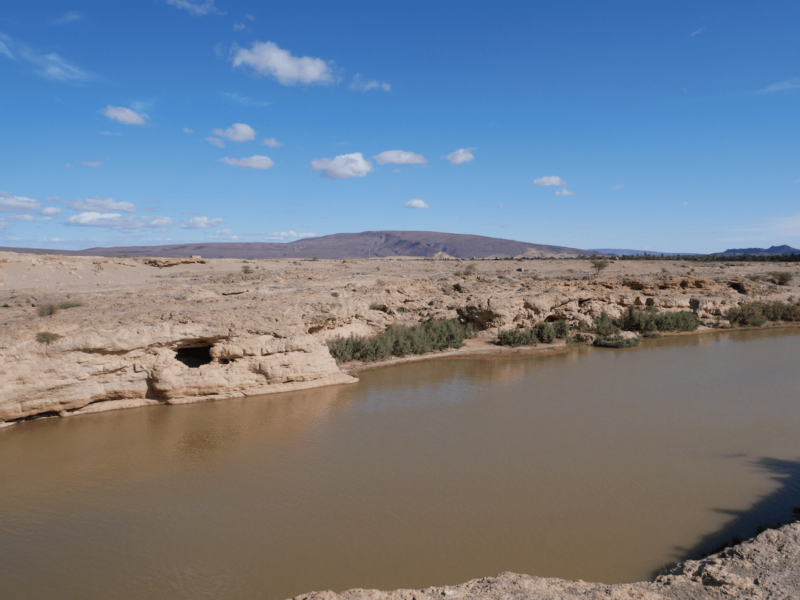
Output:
293,522,800,600
1,252,796,425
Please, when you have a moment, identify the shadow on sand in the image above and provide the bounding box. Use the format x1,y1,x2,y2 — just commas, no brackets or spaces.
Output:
654,456,800,578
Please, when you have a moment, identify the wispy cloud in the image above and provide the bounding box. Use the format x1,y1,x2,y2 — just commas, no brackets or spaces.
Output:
65,212,173,232
691,26,706,36
53,11,82,25
183,127,194,133
263,231,316,241
554,188,575,196
759,78,800,94
0,34,95,82
166,0,222,16
350,74,391,92
727,212,800,240
444,148,475,165
374,150,426,165
231,41,336,86
80,160,103,167
263,137,283,148
101,105,148,125
219,155,275,170
613,183,624,189
66,197,135,213
206,137,225,148
222,92,271,107
311,153,373,179
180,216,223,229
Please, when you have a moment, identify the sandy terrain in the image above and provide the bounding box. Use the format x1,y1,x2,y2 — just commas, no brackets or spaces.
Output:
1,252,798,427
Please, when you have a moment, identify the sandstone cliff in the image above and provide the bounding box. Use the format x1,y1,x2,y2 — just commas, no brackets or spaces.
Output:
1,252,797,425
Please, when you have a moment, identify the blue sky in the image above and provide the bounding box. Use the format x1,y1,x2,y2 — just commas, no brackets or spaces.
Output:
1,0,798,253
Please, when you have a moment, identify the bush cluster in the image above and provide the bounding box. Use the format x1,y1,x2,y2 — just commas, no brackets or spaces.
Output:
593,335,641,348
726,301,800,327
615,306,699,332
327,319,473,363
497,320,569,347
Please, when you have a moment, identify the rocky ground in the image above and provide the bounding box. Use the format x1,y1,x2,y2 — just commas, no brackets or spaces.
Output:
294,522,800,599
1,252,798,425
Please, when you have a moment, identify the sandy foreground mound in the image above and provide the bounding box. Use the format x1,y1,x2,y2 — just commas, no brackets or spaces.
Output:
295,523,800,599
1,252,797,425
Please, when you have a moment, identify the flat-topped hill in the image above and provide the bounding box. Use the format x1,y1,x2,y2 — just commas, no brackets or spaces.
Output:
0,231,591,260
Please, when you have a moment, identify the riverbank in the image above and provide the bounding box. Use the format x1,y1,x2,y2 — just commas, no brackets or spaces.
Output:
293,521,800,600
2,251,798,425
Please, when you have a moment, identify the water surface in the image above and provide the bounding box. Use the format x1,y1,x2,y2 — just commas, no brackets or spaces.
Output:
2,328,800,600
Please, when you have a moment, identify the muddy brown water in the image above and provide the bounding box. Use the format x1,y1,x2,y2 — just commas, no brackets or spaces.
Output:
2,328,800,600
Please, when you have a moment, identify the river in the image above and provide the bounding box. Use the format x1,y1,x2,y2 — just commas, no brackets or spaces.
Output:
1,328,799,600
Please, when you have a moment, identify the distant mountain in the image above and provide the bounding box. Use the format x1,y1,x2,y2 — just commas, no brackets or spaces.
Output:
589,248,703,257
718,245,800,256
0,231,594,260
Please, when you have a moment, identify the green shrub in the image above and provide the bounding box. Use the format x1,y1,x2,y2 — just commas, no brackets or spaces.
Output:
241,265,253,274
553,320,570,339
331,292,339,298
327,319,473,363
594,312,620,337
768,271,793,286
593,335,641,348
59,302,82,309
615,306,698,332
369,303,389,312
726,301,800,326
36,332,62,345
37,303,59,317
497,322,558,346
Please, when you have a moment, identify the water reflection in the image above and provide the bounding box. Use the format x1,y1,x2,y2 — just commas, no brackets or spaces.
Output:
0,327,798,600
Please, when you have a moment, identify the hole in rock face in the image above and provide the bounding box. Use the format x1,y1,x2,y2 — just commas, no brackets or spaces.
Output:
175,346,213,368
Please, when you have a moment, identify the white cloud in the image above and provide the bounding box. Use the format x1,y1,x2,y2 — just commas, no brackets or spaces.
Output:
350,74,391,92
66,197,136,213
613,183,624,189
64,164,72,168
497,204,504,209
234,23,246,31
212,122,256,141
683,202,691,206
691,26,706,36
231,41,336,86
180,216,223,229
0,191,41,212
532,176,566,186
101,105,148,125
263,137,283,148
80,160,103,167
392,168,401,173
166,0,220,16
100,131,121,136
404,199,430,209
41,207,63,216
444,148,475,165
374,150,426,165
310,152,373,179
183,128,194,133
554,189,575,196
53,11,82,25
65,212,173,232
760,78,800,94
219,155,275,170
206,136,225,148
